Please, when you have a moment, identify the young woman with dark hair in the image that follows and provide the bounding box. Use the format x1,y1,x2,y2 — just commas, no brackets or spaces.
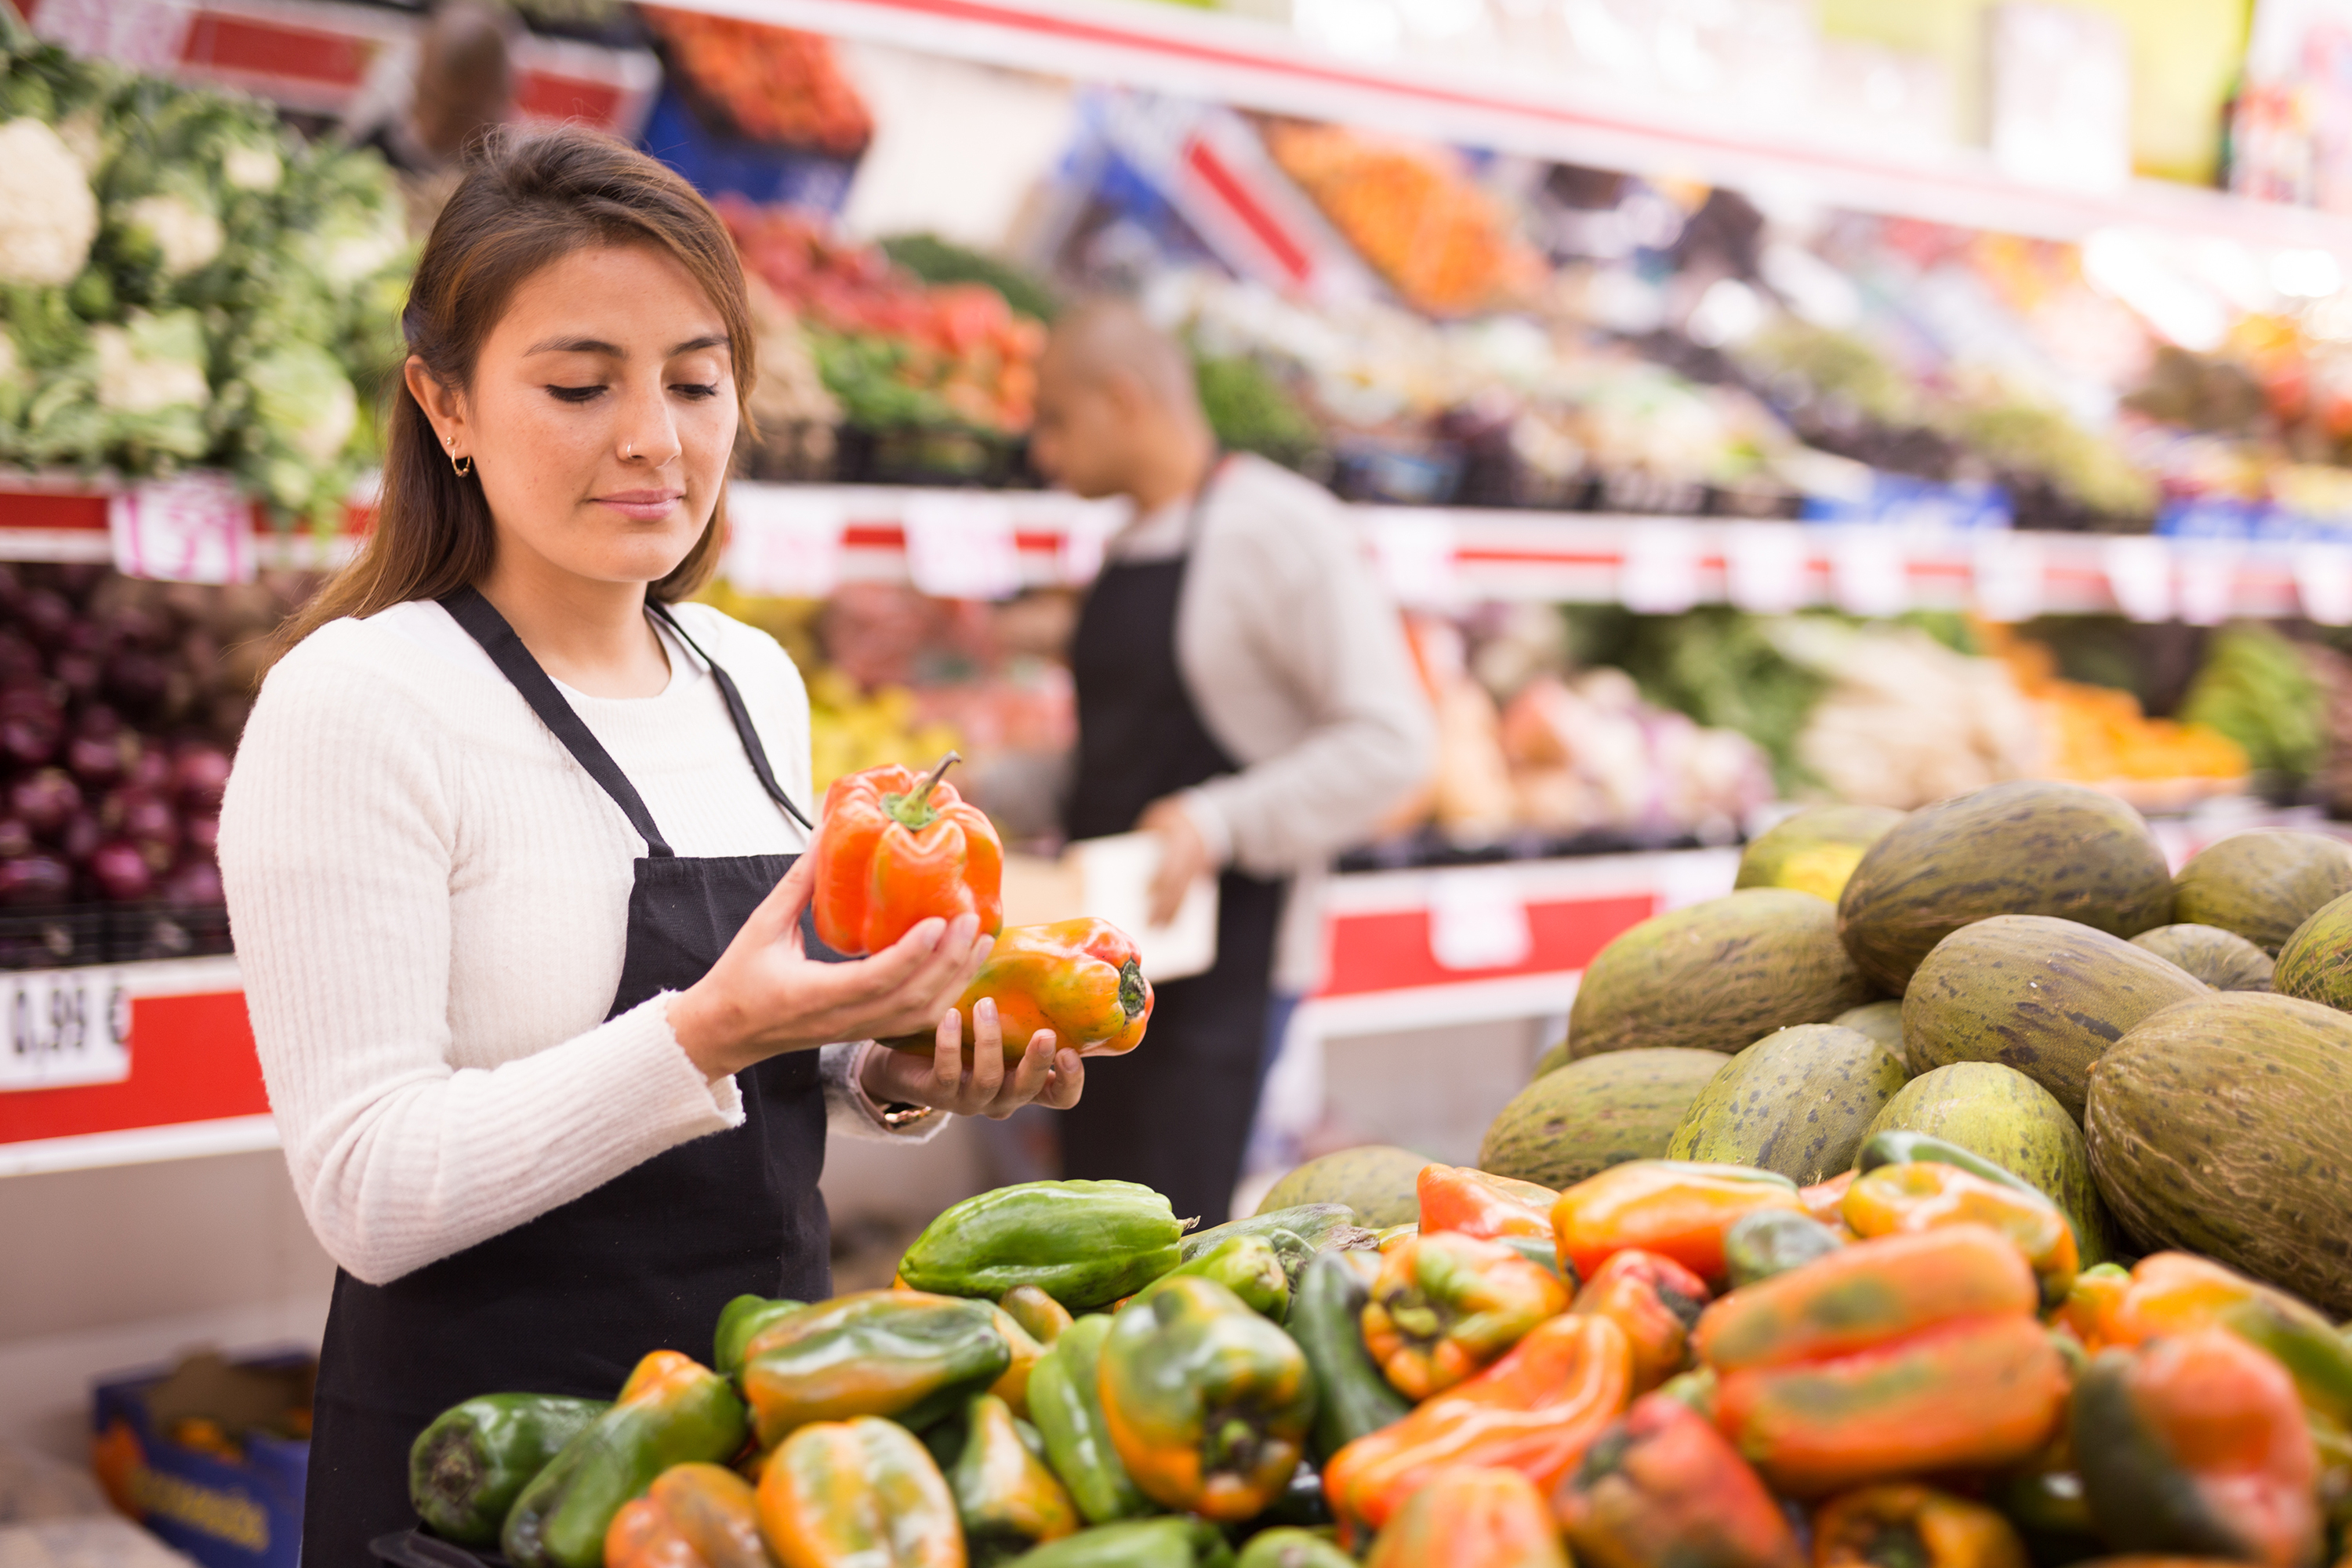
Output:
221,125,1084,1563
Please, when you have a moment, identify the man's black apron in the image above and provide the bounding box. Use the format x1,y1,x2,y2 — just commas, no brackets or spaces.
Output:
1060,464,1284,1229
303,587,827,1565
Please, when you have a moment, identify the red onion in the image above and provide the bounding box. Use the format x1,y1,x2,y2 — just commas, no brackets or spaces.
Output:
87,838,154,901
7,768,79,833
17,590,72,648
111,788,179,862
65,729,131,786
173,742,233,811
73,703,122,739
0,854,71,906
126,745,172,793
0,818,31,859
60,810,100,863
161,858,223,905
183,810,220,858
50,648,103,699
103,648,172,710
0,685,63,767
0,631,38,684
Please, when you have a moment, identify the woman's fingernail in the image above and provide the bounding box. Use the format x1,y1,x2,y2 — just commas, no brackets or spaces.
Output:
976,996,996,1025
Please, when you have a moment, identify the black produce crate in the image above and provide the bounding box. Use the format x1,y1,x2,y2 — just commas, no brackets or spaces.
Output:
0,903,230,971
0,906,109,971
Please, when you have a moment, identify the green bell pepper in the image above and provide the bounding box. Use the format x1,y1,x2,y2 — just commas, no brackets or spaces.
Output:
1009,1518,1236,1568
1098,1276,1319,1523
953,1392,1083,1566
1723,1209,1844,1289
1233,1527,1356,1568
898,1181,1185,1311
1181,1205,1374,1260
1133,1234,1290,1321
738,1288,1011,1448
1027,1314,1152,1526
500,1351,746,1568
712,1294,805,1379
408,1393,608,1545
1286,1250,1410,1462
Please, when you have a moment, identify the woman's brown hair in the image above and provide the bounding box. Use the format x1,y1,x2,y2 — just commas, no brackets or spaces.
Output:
270,124,756,661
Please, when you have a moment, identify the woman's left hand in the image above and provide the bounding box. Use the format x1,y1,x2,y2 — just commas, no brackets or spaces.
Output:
859,996,1085,1121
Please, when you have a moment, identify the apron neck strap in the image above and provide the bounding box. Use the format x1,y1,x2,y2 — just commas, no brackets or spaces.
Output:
438,585,677,858
647,601,814,830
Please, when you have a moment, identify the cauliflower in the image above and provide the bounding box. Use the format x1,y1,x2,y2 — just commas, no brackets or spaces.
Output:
122,192,224,277
221,142,282,192
305,198,407,288
0,117,99,285
245,342,358,467
93,309,209,415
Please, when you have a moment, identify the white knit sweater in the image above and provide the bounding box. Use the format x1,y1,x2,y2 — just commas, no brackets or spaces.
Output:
220,597,932,1287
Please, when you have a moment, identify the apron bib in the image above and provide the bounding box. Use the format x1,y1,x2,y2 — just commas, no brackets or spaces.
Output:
303,588,826,1565
1059,462,1284,1229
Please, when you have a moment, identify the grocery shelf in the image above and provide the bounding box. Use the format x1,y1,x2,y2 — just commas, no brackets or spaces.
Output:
11,811,2330,1173
675,0,2352,259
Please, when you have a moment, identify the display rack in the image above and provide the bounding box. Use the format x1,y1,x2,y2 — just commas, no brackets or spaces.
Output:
3,808,2332,1176
10,474,2351,622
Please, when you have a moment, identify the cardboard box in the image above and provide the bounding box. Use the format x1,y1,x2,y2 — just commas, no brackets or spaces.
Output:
91,1351,311,1568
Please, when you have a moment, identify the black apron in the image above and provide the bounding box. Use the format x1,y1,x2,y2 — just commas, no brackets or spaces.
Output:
1060,463,1285,1229
304,587,827,1566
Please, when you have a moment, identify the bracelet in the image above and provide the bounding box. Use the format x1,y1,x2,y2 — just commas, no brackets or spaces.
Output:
878,1101,935,1131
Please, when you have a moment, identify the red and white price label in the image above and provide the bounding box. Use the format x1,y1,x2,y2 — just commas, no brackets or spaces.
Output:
1726,524,1811,614
723,488,843,598
1828,528,1909,617
1971,532,2045,622
1368,511,1462,610
2102,536,2174,622
3,966,132,1091
2175,539,2242,627
904,494,1022,601
107,472,254,585
1618,522,1702,614
2296,544,2352,627
1427,868,1532,972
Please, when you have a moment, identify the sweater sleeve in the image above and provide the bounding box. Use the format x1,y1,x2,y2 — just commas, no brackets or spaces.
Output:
1182,488,1438,879
219,632,750,1286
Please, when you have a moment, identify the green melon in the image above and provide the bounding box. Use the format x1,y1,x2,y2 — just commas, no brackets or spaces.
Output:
1734,804,1906,904
1530,1037,1572,1081
1835,781,2172,994
1902,915,2206,1123
1566,890,1876,1061
1666,1024,1907,1185
2085,992,2352,1315
2170,830,2352,956
2130,924,2274,992
2274,891,2352,1012
1834,1000,1907,1067
1478,1047,1726,1191
1256,1145,1427,1229
1861,1062,2115,1265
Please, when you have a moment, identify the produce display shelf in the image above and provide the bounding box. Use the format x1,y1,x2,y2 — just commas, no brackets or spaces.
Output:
673,0,2352,260
8,811,2332,1175
13,472,2352,619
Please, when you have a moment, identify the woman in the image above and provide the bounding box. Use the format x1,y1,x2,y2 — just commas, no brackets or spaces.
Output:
219,126,1083,1565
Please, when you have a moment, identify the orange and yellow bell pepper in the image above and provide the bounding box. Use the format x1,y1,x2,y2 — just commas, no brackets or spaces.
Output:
1842,1162,2078,1308
1360,1231,1570,1400
755,1415,962,1568
1812,1484,2030,1568
1571,1249,1711,1396
1555,1391,1803,1568
1417,1163,1558,1242
1363,1465,1569,1568
1553,1162,1804,1288
604,1463,768,1568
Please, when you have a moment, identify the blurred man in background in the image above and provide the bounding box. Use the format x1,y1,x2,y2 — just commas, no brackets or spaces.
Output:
342,0,515,228
1028,299,1435,1225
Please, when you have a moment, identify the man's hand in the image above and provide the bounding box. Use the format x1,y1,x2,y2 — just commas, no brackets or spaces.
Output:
1138,794,1213,928
860,997,1085,1120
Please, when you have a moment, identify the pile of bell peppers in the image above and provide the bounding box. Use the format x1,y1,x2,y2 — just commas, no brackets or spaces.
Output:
403,1143,2352,1568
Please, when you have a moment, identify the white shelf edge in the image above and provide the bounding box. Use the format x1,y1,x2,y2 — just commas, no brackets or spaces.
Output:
0,1115,279,1179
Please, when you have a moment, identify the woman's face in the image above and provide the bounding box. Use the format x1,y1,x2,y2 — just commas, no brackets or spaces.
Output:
412,241,739,589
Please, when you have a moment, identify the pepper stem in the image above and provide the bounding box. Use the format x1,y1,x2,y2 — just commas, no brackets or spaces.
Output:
1118,957,1147,1020
882,751,962,830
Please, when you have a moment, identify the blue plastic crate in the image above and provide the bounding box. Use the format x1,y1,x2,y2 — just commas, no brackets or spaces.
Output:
92,1352,311,1568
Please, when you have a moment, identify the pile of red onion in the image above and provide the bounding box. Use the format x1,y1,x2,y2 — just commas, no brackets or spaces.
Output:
0,563,294,909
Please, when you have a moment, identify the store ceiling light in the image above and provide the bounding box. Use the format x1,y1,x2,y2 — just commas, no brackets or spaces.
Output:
2271,247,2344,299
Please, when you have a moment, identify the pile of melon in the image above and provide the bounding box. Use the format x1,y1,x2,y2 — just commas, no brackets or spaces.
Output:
1453,784,2352,1316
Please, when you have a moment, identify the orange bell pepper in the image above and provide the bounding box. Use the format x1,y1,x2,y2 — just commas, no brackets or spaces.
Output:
754,1415,962,1568
1418,1164,1558,1242
1361,1231,1571,1401
2072,1328,2323,1568
2057,1265,2132,1356
1555,1392,1804,1568
887,919,1152,1062
1813,1483,2030,1568
810,753,1003,956
1323,1312,1632,1534
1799,1172,1857,1229
1553,1162,1805,1288
1364,1465,1570,1568
1572,1250,1711,1396
604,1463,768,1568
1842,1162,2078,1308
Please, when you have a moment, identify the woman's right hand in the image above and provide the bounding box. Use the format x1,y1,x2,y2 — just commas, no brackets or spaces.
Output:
667,855,993,1081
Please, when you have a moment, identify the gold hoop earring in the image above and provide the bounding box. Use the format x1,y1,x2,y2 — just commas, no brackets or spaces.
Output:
445,435,472,477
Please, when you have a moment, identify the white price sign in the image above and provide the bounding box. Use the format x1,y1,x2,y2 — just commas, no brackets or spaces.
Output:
4,967,132,1091
108,472,254,585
